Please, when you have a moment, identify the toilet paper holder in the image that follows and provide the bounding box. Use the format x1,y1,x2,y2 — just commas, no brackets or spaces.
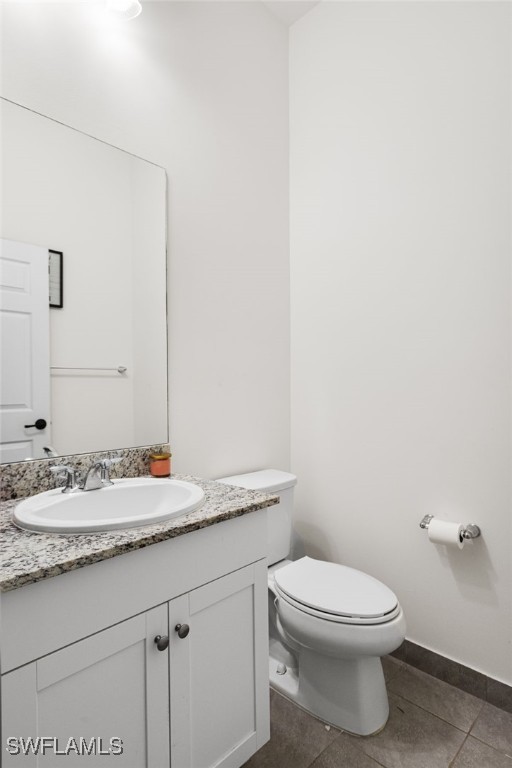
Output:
419,515,481,540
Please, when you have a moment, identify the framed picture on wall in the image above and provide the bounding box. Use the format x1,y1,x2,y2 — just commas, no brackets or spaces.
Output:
49,250,63,308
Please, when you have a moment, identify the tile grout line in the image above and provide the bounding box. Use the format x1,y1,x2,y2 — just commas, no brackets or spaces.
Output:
389,690,512,765
308,728,390,768
466,731,512,759
448,732,471,768
386,687,477,736
466,699,486,735
387,667,487,734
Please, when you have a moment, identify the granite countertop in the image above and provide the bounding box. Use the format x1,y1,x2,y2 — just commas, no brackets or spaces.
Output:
0,474,278,593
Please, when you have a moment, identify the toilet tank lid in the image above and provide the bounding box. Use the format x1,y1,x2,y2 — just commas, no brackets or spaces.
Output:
216,469,297,493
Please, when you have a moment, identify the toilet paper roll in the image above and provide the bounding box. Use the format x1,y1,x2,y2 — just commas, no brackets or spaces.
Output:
427,519,465,549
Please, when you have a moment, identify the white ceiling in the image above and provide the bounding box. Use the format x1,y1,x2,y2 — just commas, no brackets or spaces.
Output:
261,1,320,27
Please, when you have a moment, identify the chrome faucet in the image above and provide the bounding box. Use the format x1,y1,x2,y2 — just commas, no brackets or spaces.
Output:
82,457,122,491
51,456,123,494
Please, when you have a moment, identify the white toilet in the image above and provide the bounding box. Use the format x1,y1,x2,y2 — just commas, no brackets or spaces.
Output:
217,469,406,736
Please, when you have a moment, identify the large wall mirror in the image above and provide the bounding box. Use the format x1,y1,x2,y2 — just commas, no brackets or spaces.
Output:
0,98,168,463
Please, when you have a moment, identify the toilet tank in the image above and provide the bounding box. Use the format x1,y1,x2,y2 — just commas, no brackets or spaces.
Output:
216,470,297,566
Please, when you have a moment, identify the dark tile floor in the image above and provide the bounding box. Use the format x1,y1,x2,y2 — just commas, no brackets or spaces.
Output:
244,657,512,768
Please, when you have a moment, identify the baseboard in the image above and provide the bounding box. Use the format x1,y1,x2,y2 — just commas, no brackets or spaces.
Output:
391,640,512,714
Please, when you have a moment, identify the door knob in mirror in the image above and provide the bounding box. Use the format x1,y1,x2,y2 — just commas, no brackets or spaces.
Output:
24,418,47,430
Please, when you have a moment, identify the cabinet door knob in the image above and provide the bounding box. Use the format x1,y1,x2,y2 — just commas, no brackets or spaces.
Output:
154,634,169,651
175,623,190,639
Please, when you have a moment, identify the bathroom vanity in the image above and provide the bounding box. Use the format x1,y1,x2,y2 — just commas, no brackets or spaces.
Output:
0,476,276,767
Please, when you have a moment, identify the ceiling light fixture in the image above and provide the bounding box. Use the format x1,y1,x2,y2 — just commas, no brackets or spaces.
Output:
106,0,142,21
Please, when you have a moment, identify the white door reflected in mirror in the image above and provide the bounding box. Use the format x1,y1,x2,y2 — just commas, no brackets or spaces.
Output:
0,239,51,462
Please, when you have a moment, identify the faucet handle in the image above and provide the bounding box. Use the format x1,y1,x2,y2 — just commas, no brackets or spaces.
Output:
101,456,123,468
94,455,123,486
50,464,73,478
50,464,82,493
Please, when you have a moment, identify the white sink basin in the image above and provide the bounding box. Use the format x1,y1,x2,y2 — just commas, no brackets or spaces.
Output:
13,477,205,534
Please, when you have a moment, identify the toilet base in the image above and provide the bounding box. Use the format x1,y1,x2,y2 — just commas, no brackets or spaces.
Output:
269,646,389,736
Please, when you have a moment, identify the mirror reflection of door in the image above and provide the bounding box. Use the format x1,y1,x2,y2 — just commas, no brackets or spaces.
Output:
0,238,51,461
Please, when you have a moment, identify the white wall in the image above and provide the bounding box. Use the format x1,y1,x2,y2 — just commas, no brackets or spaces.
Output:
290,2,512,683
0,1,290,476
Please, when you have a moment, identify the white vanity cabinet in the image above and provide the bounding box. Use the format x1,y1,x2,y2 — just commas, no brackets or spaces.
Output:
3,606,171,766
1,510,270,768
170,562,268,768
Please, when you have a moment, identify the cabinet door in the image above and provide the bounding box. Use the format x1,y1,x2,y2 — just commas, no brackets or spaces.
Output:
169,560,269,768
2,605,169,767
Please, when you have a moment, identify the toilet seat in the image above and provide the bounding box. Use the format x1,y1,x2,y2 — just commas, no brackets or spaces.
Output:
274,557,400,626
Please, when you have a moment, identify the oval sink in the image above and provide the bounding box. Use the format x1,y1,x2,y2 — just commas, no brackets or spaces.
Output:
13,478,205,534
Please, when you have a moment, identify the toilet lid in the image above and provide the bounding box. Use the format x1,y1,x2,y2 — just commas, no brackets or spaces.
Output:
274,557,398,620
